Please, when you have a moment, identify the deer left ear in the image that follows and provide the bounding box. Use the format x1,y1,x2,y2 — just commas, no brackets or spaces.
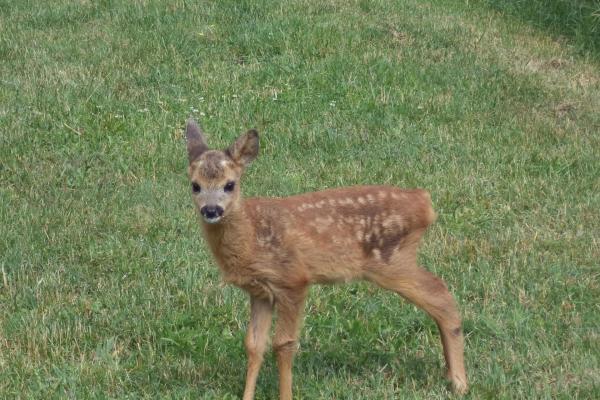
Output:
226,129,259,167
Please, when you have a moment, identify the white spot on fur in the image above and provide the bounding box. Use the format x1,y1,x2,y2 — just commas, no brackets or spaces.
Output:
372,249,382,260
315,200,326,208
315,216,334,225
383,215,404,230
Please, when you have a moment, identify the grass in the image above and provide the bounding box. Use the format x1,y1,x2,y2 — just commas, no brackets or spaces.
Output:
483,0,600,59
1,0,599,398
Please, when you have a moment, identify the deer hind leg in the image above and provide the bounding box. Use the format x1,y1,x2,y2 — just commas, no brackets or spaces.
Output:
366,262,468,394
243,297,273,400
273,288,307,400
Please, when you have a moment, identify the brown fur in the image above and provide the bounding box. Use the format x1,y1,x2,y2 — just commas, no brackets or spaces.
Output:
185,120,468,398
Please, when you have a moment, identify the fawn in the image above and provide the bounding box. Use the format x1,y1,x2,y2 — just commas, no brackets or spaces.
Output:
185,119,468,398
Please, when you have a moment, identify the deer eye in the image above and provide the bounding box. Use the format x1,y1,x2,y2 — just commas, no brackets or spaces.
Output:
191,182,201,193
224,181,235,193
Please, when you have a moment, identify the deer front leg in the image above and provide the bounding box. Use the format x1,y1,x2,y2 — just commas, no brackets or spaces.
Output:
243,297,273,400
273,289,307,400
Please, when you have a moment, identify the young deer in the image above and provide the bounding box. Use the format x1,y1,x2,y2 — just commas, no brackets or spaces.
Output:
185,119,468,398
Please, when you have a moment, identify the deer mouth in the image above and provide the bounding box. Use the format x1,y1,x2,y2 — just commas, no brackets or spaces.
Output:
203,215,223,224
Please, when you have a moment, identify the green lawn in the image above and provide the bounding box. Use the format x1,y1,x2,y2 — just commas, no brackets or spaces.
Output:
1,0,599,398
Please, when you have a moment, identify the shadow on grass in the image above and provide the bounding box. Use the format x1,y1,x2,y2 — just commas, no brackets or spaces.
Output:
190,339,447,397
483,0,600,60
199,351,443,397
298,347,436,383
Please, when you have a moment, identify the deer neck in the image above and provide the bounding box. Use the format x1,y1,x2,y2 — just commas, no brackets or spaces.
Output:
201,199,255,271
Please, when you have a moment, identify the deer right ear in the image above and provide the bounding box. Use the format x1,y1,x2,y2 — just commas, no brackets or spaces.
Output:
186,119,208,162
226,129,259,167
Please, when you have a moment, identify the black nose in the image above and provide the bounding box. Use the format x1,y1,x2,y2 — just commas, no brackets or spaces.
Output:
200,205,224,219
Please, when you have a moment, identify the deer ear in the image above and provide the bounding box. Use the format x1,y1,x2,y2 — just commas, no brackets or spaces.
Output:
226,129,259,167
186,119,208,162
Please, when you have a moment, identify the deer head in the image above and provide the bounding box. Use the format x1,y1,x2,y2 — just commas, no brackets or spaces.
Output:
186,119,259,224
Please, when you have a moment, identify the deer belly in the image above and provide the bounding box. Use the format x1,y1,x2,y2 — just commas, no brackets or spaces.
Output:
299,243,366,284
